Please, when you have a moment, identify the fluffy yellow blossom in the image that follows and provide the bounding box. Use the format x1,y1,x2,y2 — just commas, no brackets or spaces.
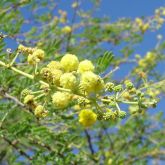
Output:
72,2,78,8
138,52,155,68
157,17,164,25
79,109,97,127
47,61,63,71
27,49,45,65
60,54,79,72
52,92,71,109
51,69,63,85
40,67,63,85
27,54,40,65
62,26,72,34
40,67,52,80
141,23,149,33
23,95,34,104
78,60,95,73
60,73,77,90
34,105,48,118
135,18,143,27
32,49,45,60
73,105,81,111
80,71,104,94
162,9,165,16
135,18,149,33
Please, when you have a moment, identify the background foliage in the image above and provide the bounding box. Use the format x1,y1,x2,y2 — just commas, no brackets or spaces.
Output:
0,0,165,164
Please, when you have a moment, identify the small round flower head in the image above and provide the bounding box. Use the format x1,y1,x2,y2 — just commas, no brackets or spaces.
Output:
60,73,78,90
141,23,149,33
122,91,131,100
124,80,134,89
18,44,26,52
52,92,71,109
23,95,34,104
79,109,97,127
135,18,143,27
78,60,95,73
27,54,40,65
32,49,45,60
34,105,48,118
40,67,52,80
145,52,155,61
51,69,63,85
80,71,104,94
60,53,79,72
47,61,63,71
62,26,72,34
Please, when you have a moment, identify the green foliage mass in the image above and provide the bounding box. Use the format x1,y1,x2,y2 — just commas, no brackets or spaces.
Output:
0,0,165,164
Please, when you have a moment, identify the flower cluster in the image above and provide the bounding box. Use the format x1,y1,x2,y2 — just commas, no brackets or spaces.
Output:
135,18,150,33
18,44,45,65
8,47,159,126
134,51,157,74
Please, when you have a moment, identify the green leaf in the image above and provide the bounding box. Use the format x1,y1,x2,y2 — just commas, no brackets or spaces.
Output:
96,51,114,73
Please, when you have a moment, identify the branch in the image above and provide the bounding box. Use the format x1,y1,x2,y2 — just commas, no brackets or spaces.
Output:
65,0,79,51
1,135,32,161
84,129,95,155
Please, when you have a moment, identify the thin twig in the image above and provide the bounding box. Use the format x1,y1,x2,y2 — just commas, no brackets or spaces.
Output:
65,0,79,51
1,135,32,160
103,66,119,79
84,129,94,155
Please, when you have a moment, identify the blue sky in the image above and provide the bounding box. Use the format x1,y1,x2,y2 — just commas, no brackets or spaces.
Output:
7,1,165,117
13,0,165,120
4,1,164,164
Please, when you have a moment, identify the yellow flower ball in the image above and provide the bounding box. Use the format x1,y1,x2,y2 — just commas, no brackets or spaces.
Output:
79,109,97,127
60,54,79,72
135,18,143,27
51,69,63,85
78,60,95,73
162,9,165,16
52,92,71,109
138,59,146,68
27,54,40,65
23,95,34,104
47,61,63,71
40,67,52,80
34,105,48,118
60,73,78,90
80,71,104,94
62,26,72,34
141,23,149,33
32,49,45,60
145,52,155,61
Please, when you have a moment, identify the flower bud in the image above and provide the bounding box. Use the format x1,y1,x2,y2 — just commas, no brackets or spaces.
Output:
105,82,115,92
124,80,134,89
118,111,126,119
23,95,34,104
114,84,123,92
34,105,48,118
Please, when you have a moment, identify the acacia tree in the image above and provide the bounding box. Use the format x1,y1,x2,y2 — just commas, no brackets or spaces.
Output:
0,1,165,164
